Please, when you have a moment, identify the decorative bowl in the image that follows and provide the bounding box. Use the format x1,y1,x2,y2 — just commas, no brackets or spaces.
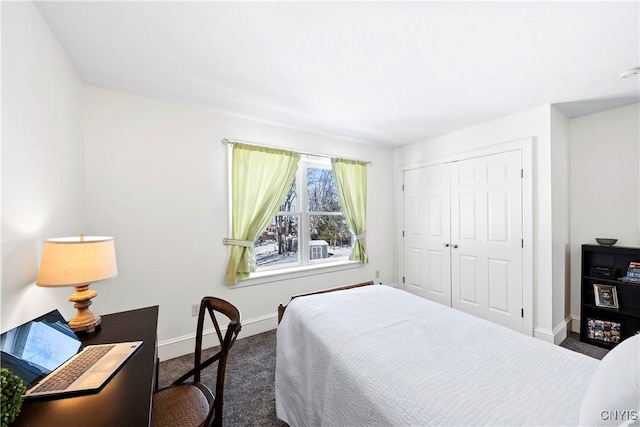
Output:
595,238,617,246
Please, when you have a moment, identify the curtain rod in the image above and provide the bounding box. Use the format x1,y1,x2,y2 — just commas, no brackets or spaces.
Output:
221,138,372,165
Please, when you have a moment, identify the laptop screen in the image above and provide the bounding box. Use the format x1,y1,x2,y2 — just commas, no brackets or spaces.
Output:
1,310,83,389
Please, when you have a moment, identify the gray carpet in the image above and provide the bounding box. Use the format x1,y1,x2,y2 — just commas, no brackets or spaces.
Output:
158,330,607,426
157,329,285,426
560,332,610,360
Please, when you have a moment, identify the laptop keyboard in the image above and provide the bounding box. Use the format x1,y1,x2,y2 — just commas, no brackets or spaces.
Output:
32,345,115,393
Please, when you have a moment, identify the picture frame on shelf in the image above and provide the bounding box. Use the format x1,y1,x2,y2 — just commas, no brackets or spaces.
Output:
593,283,619,309
586,318,621,344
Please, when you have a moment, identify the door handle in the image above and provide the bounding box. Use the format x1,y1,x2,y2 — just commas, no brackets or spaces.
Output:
443,243,450,247
451,244,459,249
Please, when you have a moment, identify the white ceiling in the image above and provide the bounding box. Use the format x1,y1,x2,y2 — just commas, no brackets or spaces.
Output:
35,1,640,147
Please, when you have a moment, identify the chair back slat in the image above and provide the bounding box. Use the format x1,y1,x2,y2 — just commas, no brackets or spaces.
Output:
168,296,242,427
203,297,241,427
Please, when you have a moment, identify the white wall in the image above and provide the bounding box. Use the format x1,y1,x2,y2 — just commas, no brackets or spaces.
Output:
568,103,640,331
1,2,85,329
394,105,567,342
550,107,571,340
1,2,396,360
82,86,395,359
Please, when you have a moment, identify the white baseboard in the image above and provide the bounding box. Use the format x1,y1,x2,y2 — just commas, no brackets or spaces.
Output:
533,327,555,343
158,312,278,361
570,314,580,333
552,316,571,345
533,316,571,345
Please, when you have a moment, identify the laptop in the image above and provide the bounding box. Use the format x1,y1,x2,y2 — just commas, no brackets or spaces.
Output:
0,309,142,399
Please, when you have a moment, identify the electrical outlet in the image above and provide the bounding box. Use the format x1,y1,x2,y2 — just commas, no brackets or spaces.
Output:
375,270,380,279
191,304,199,317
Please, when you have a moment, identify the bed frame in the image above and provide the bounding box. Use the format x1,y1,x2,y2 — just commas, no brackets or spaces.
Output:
277,281,375,324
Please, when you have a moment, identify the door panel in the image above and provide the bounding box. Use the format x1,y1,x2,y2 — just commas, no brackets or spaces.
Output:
458,254,479,305
488,258,510,313
406,246,427,294
487,191,509,242
451,151,523,332
403,165,451,306
458,194,477,239
427,250,446,296
404,168,428,296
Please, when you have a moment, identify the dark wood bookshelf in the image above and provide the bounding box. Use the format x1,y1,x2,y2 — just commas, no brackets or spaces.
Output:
580,244,640,349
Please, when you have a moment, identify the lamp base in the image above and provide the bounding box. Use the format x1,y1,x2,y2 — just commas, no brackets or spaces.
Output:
69,314,101,333
68,284,101,333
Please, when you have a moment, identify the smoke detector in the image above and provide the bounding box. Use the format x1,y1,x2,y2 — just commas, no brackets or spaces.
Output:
619,67,640,79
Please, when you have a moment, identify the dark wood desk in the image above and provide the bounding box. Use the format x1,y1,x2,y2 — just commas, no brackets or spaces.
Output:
13,306,159,427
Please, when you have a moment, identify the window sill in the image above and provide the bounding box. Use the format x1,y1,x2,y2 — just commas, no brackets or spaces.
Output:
230,260,364,288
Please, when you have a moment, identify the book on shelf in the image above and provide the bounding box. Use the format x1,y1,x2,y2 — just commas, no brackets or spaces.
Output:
620,276,640,283
624,262,640,279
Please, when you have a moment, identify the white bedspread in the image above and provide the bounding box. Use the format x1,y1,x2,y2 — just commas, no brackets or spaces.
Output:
275,285,599,426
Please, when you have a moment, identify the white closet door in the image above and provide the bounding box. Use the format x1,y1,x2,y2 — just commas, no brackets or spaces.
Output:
403,164,451,306
450,150,523,332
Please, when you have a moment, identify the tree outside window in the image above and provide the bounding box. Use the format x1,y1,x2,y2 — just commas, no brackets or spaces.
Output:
254,158,353,270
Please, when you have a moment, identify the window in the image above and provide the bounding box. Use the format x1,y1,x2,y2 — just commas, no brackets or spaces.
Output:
224,141,367,285
254,157,353,271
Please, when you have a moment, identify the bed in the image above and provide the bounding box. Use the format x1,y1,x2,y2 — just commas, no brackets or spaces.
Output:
275,284,640,426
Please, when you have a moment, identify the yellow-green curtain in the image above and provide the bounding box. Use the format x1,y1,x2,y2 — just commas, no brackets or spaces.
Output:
331,158,368,263
224,143,300,285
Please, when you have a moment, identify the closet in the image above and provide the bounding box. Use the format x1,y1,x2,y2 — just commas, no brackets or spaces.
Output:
403,150,524,333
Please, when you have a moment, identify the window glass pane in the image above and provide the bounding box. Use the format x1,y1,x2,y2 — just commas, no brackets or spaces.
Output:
255,215,299,268
279,178,297,212
307,168,341,212
308,214,352,260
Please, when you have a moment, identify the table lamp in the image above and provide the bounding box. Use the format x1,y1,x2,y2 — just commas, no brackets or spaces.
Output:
36,235,118,333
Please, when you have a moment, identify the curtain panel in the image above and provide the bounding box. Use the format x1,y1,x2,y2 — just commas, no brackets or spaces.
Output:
331,158,368,263
224,143,300,285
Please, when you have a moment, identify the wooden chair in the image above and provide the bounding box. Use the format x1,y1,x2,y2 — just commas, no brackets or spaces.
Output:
152,297,242,427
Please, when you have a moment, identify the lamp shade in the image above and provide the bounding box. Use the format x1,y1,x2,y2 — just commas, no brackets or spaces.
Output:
36,236,118,287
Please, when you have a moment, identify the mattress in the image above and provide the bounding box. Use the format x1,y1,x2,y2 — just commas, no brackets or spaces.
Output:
275,285,599,426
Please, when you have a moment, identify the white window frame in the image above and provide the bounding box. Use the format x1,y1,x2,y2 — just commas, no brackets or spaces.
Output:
257,156,352,271
227,153,362,288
